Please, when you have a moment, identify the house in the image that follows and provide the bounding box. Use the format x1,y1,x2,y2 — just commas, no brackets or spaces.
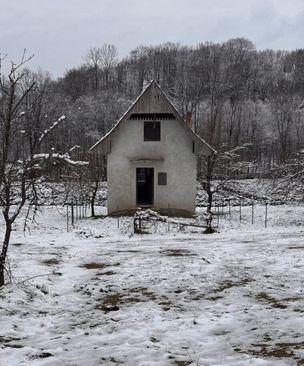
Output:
90,80,215,216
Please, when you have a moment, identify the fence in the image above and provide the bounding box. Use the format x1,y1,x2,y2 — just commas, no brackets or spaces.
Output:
66,201,90,231
213,199,269,228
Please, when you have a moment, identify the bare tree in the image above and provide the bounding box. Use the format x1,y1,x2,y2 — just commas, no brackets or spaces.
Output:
85,44,118,90
0,53,69,286
198,144,251,230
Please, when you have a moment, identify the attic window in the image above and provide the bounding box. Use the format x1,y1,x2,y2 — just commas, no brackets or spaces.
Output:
144,121,160,141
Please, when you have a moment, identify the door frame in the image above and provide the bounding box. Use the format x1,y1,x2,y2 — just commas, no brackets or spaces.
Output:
136,167,154,206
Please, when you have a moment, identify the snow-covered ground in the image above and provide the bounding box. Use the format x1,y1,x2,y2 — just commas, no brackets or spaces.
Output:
1,205,304,365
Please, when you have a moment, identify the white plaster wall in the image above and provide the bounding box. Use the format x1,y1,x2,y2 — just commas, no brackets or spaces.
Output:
107,117,196,215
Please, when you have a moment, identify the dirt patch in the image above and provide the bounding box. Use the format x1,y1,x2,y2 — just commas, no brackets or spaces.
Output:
101,356,124,364
190,292,205,301
95,292,141,312
0,336,25,349
130,287,158,301
98,270,116,276
161,249,196,257
3,344,24,348
41,258,60,266
255,292,287,309
282,297,301,302
173,360,192,366
206,295,223,301
80,262,120,270
29,352,53,359
236,342,304,364
213,278,252,293
247,344,294,358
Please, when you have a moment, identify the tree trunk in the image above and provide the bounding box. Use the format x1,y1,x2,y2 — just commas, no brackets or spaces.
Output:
207,191,213,214
90,180,99,217
91,200,95,218
0,221,12,287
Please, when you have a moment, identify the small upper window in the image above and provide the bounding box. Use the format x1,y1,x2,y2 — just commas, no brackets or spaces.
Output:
144,121,160,141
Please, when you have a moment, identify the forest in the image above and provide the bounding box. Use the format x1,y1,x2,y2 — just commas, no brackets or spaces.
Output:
33,38,304,167
2,37,304,176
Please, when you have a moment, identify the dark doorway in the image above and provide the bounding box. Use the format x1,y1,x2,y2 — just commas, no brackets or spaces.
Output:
136,168,154,206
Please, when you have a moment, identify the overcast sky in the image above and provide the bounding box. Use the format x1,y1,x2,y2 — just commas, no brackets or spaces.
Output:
1,0,304,78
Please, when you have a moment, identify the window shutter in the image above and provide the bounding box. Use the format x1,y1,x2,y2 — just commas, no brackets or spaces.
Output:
158,172,167,185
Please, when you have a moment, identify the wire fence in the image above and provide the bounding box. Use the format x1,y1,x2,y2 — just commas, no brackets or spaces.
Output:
213,199,270,228
66,201,90,231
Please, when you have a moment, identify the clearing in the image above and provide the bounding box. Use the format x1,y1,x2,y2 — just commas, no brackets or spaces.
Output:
0,205,304,365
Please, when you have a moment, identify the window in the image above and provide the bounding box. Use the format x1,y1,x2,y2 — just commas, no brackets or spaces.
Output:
158,172,167,185
144,121,160,141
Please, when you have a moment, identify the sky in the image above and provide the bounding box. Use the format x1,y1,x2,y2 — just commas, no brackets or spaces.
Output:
0,0,304,78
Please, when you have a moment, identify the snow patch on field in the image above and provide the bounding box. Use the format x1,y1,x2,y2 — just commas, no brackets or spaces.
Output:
0,206,304,365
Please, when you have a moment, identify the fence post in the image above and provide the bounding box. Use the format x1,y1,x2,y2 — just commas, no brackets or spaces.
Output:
251,199,254,225
75,200,78,221
239,199,242,223
228,199,231,218
265,201,268,228
71,203,74,227
217,205,220,227
66,204,69,232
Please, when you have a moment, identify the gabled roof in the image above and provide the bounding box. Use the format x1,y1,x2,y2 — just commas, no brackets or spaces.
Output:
90,80,216,155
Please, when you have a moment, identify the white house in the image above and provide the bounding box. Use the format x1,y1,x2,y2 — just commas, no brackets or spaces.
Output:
91,80,215,216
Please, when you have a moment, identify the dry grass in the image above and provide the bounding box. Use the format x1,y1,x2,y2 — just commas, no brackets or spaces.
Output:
41,258,60,266
255,292,287,309
161,249,196,257
95,292,141,312
236,341,304,364
80,262,119,270
98,270,116,276
130,287,158,301
213,278,252,293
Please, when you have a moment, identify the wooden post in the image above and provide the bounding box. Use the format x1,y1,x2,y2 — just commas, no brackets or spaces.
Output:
251,199,254,225
239,199,242,223
66,204,69,232
217,205,220,227
71,203,74,227
139,216,142,233
228,199,231,218
265,201,268,228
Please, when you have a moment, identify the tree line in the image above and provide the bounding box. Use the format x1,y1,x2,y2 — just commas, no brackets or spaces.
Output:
54,38,304,171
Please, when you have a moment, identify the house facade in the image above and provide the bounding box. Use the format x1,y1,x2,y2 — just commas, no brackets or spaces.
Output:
91,81,215,216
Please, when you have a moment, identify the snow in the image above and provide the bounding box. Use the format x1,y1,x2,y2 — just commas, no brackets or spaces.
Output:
0,205,304,365
31,153,89,166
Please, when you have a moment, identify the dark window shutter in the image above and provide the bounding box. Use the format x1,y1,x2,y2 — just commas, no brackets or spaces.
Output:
158,172,167,185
